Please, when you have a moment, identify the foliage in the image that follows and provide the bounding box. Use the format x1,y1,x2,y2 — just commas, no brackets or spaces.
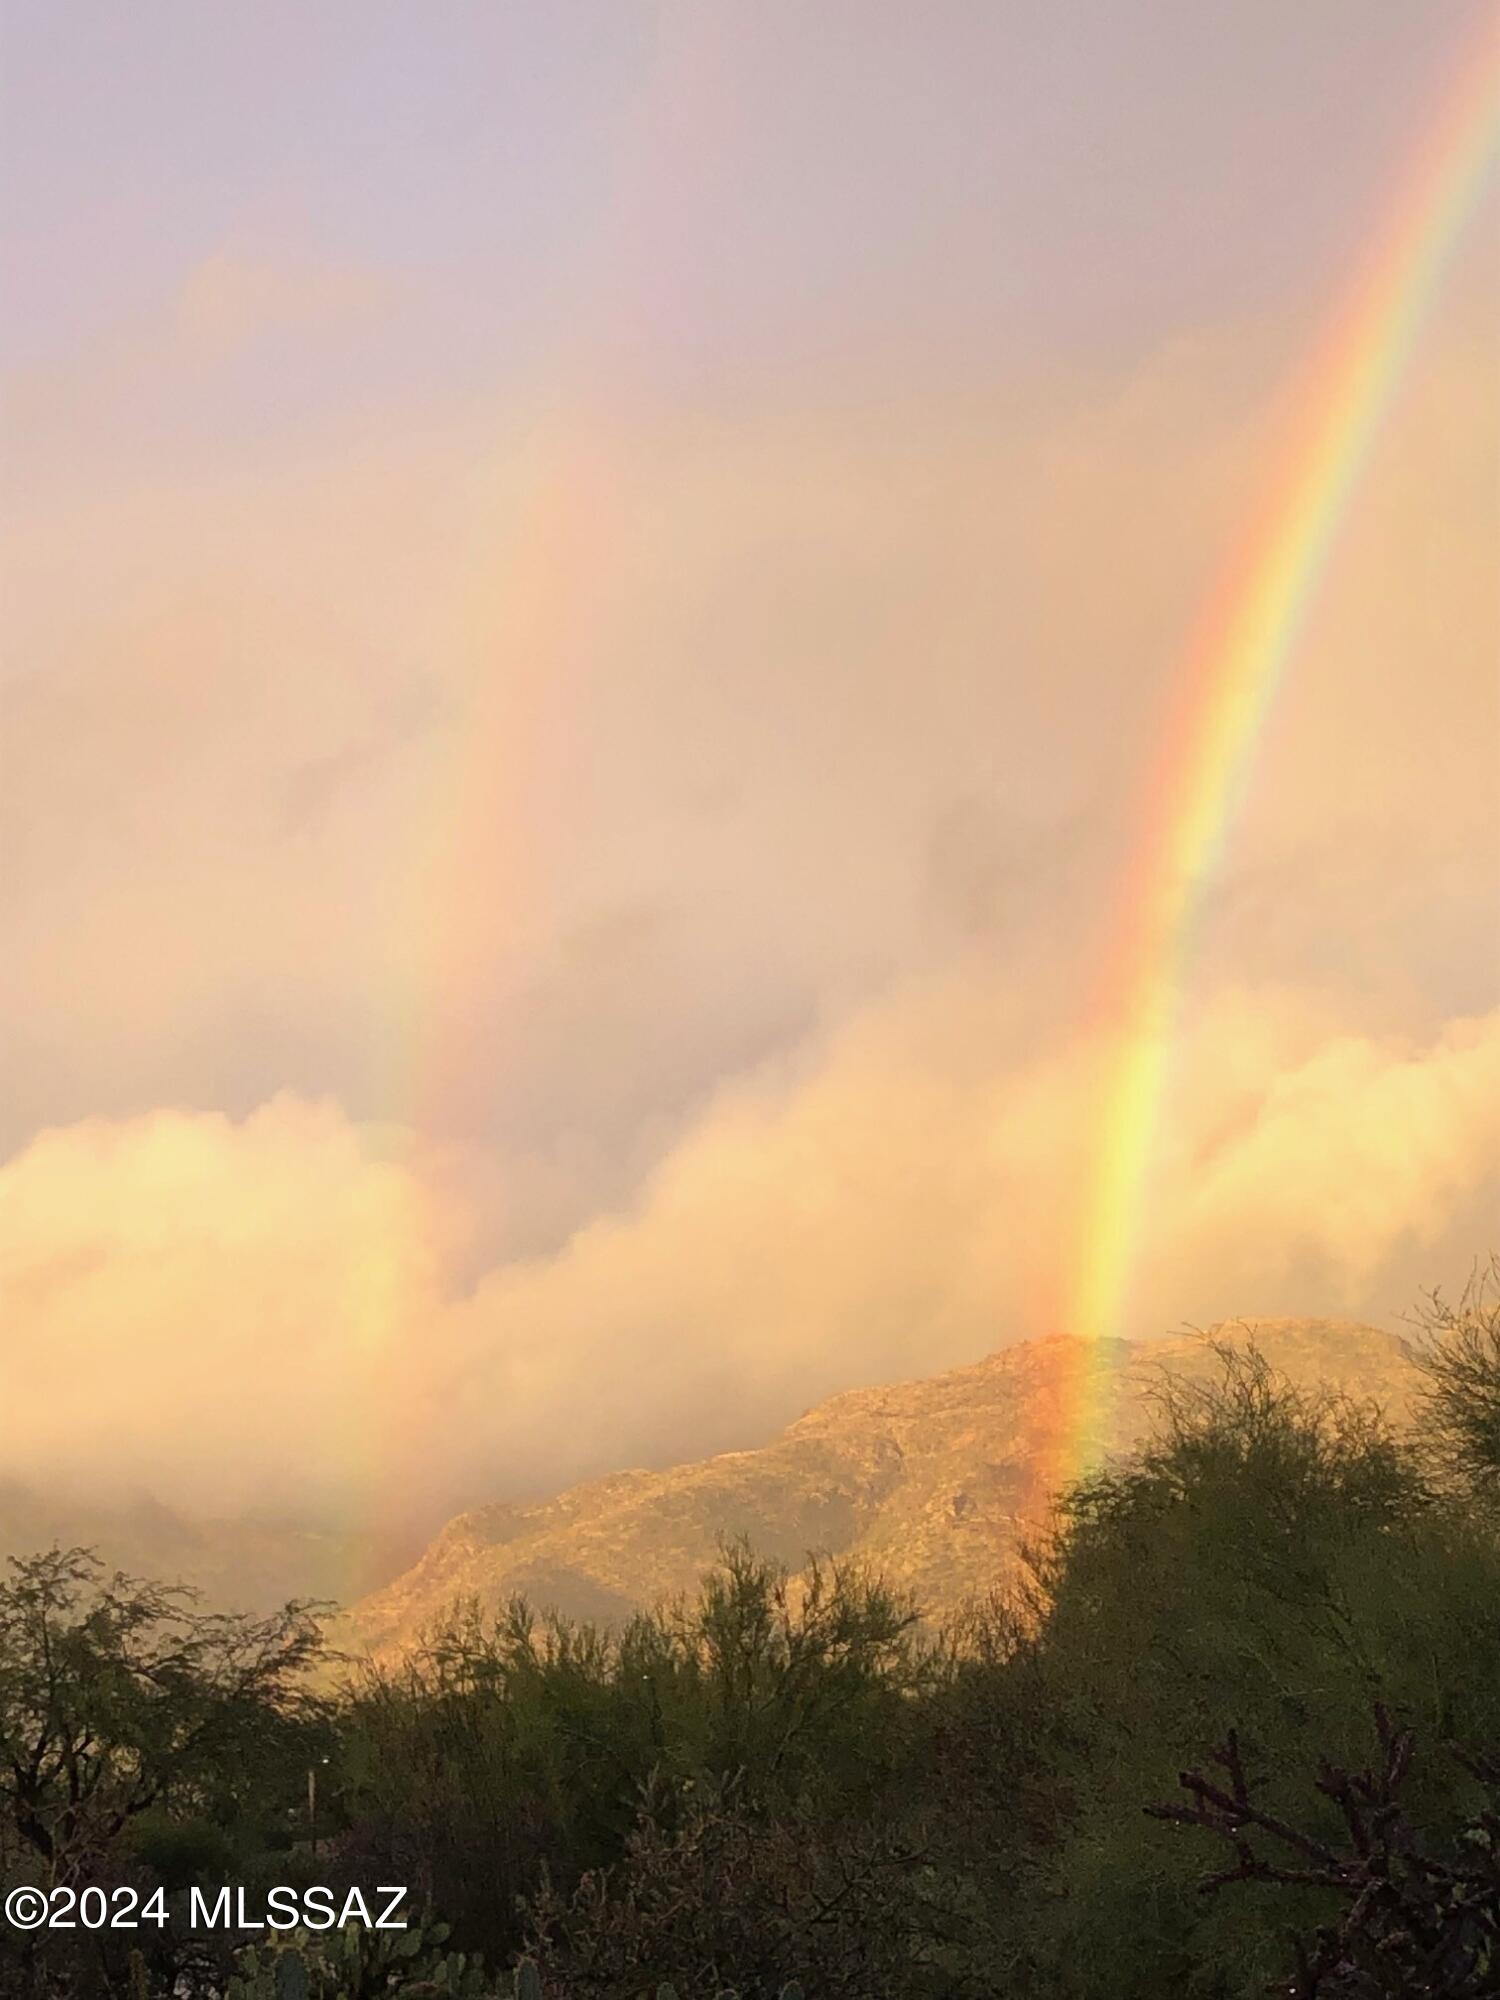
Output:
1410,1256,1500,1505
1008,1341,1500,1996
0,1549,329,2000
337,1543,925,1968
520,1769,969,1997
0,1546,326,1885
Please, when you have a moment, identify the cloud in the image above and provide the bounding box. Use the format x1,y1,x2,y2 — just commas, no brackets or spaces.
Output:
3,316,1494,1170
1162,1007,1500,1303
434,988,1498,1493
0,1099,451,1522
2,987,1493,1533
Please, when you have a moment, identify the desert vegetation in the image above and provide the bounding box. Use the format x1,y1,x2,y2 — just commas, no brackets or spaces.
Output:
3,1270,1497,1999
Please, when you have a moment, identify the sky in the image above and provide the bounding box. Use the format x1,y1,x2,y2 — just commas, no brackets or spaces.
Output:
1,1,1497,1540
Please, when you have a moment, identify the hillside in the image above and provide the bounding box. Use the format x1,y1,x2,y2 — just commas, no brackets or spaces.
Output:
341,1317,1421,1660
0,1480,398,1616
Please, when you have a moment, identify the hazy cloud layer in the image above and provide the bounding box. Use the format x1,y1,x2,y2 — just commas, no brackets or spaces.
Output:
2,987,1493,1532
4,320,1494,1161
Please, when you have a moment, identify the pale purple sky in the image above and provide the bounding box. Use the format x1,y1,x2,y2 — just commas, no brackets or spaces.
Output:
3,4,1488,391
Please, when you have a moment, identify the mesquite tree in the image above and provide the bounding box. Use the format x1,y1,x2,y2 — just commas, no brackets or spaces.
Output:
0,1546,325,1888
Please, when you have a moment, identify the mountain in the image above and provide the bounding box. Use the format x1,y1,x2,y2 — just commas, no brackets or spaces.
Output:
0,1480,402,1616
340,1318,1421,1661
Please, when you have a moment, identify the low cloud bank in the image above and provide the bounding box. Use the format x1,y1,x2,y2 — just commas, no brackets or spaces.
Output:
2,984,1493,1536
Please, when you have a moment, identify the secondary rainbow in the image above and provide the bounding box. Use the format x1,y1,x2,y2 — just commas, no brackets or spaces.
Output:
1046,37,1500,1495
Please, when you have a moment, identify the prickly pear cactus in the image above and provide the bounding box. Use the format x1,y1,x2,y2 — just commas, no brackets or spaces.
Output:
514,1962,544,2000
276,1953,311,2000
226,1942,318,2000
226,1922,494,2000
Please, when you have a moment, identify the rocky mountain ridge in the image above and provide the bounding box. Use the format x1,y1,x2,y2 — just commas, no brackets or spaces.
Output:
341,1318,1421,1660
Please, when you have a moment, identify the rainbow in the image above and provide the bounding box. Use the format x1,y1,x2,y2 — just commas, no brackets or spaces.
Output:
394,2,739,1148
365,6,741,1532
1047,35,1500,1494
